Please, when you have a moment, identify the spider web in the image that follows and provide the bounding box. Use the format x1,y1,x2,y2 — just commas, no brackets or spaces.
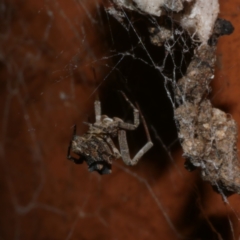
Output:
1,0,240,239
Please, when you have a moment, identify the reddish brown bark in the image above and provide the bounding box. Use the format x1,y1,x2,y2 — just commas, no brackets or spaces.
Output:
0,1,240,239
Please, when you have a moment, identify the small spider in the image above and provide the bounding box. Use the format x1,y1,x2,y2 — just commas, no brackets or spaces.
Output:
67,92,153,174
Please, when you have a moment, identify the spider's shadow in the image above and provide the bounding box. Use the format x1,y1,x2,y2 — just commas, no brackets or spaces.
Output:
100,71,178,177
98,12,189,177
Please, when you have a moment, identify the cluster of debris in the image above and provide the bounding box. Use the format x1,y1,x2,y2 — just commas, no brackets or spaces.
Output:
107,0,240,195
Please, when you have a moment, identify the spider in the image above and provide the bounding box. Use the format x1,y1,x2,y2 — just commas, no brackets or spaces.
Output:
67,92,153,174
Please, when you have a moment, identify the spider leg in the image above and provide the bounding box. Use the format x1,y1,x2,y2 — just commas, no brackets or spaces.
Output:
106,137,121,159
67,125,83,164
94,100,101,124
118,91,139,130
118,105,153,166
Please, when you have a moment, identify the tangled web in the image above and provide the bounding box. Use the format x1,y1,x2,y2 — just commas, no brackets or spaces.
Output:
1,0,240,239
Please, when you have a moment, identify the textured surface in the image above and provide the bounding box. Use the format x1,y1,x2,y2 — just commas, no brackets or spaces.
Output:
175,42,239,195
112,0,219,42
1,0,240,239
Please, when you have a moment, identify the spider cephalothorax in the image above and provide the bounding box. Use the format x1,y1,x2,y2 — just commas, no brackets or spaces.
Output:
67,92,153,174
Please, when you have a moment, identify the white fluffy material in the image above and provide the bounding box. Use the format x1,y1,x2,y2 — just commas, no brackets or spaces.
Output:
112,0,219,43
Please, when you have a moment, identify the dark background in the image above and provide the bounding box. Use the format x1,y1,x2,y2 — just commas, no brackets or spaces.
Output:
1,0,240,239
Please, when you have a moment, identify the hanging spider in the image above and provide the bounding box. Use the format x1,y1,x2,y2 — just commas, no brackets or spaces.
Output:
67,92,153,174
